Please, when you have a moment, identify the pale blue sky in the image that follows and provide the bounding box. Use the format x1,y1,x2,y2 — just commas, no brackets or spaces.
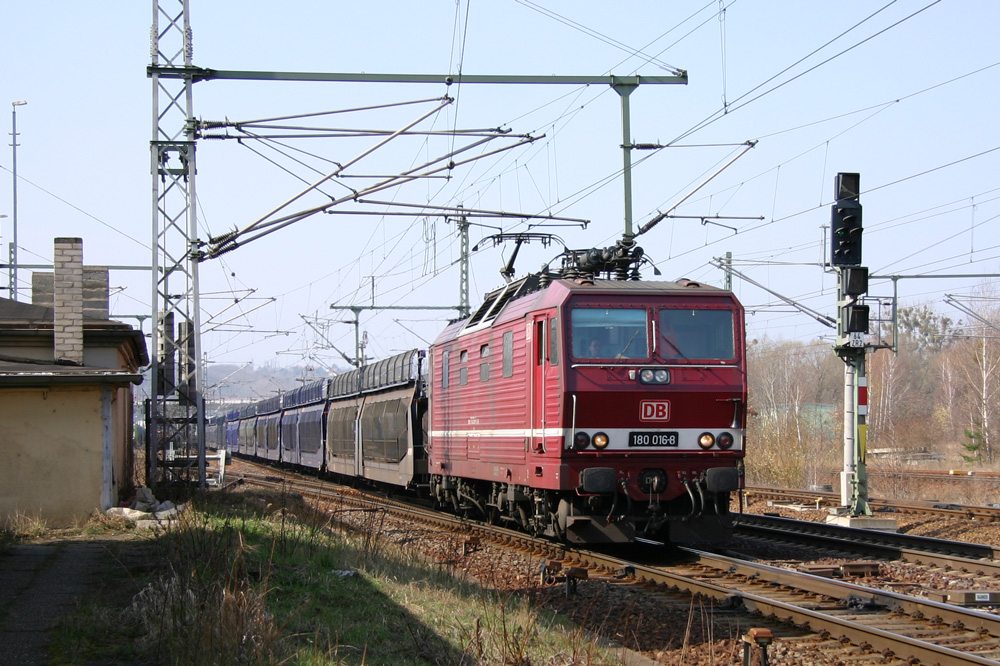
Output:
2,1,998,376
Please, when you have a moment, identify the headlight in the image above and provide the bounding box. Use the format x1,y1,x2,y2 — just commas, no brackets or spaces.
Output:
574,432,591,450
717,432,735,449
639,368,670,384
592,432,610,449
698,432,715,449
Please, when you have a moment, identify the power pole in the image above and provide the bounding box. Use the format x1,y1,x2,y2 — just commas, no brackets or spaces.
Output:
456,212,470,319
148,0,206,489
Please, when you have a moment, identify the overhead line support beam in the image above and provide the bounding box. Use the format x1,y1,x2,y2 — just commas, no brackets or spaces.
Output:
147,67,688,86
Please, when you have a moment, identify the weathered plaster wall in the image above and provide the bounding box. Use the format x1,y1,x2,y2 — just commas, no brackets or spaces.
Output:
0,387,104,527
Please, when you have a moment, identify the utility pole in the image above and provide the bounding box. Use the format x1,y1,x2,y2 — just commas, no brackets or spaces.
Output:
149,0,206,490
9,100,26,300
456,212,470,319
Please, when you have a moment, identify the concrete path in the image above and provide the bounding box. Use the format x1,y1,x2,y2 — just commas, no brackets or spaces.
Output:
0,541,111,665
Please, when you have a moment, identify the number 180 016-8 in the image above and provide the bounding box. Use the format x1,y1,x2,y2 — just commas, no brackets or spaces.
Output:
628,432,678,447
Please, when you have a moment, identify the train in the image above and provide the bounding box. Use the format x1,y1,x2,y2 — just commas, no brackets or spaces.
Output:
209,240,747,545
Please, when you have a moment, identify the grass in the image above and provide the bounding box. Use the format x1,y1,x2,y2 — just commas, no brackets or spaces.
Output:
0,510,49,550
46,487,627,666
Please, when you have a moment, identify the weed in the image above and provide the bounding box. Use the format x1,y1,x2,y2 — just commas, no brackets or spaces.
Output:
83,508,135,534
0,510,48,541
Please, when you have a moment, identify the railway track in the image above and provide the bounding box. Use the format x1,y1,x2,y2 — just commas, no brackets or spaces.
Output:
232,463,1000,665
743,486,1000,522
736,512,1000,566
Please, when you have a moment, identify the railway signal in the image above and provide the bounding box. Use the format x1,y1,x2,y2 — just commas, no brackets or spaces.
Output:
830,172,863,266
830,172,876,522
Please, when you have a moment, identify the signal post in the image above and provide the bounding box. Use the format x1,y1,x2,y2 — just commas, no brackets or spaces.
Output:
829,173,893,528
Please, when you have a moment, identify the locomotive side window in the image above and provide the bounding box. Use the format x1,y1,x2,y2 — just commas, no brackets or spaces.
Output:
480,343,491,380
460,349,469,385
658,308,735,360
571,308,649,360
441,350,450,389
535,320,546,366
503,330,513,377
549,317,559,366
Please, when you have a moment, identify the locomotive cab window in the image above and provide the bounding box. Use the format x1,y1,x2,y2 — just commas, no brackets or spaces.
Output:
658,308,735,360
571,308,649,360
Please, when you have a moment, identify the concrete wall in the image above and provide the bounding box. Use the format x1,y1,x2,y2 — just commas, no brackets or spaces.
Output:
0,387,106,527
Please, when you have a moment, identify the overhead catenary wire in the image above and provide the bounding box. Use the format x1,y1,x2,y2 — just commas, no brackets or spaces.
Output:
176,3,994,371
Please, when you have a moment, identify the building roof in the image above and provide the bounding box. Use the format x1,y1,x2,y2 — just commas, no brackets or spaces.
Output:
0,358,143,387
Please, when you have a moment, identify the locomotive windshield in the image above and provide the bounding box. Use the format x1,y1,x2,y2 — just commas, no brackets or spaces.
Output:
658,308,735,360
571,308,649,359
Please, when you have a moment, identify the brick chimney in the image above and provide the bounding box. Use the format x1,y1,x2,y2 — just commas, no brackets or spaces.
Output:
53,237,84,364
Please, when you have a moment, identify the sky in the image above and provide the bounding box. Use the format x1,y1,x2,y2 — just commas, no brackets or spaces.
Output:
2,1,999,389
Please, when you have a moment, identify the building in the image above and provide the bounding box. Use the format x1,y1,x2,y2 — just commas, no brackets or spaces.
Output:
0,238,148,527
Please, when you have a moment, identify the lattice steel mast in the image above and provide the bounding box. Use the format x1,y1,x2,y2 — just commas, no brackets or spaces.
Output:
148,0,206,488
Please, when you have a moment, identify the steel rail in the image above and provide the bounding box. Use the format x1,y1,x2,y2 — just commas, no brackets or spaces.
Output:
736,513,1000,569
743,486,1000,522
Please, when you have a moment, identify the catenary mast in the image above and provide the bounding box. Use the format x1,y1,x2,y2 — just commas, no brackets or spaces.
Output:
148,0,206,489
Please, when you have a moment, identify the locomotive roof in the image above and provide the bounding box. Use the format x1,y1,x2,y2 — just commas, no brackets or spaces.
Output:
434,276,737,345
557,278,729,293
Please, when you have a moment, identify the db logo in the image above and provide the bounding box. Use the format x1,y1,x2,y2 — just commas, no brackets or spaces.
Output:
640,401,670,421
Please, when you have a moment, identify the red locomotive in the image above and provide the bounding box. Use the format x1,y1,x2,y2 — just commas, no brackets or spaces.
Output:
228,241,746,545
428,249,745,544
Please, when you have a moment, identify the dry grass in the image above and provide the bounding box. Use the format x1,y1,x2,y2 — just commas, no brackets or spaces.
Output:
0,510,49,543
46,487,636,665
128,559,281,665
